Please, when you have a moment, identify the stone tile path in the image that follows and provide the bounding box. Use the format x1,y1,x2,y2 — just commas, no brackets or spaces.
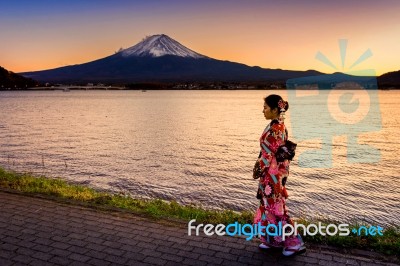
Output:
0,191,398,266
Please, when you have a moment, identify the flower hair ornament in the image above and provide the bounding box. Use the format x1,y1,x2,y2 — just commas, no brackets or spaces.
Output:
278,99,287,122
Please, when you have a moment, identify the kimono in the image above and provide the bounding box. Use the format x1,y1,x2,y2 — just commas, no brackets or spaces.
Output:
253,119,303,248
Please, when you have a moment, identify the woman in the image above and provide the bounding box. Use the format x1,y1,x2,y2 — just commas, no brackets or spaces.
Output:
253,94,305,256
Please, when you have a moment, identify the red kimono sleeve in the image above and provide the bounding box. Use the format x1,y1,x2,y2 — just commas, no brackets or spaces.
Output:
259,122,287,170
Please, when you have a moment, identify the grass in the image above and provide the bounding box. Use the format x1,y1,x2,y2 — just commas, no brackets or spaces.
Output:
0,167,253,224
296,217,400,257
0,166,399,258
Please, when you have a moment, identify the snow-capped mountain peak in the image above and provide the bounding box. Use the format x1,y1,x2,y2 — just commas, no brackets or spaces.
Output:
121,34,206,59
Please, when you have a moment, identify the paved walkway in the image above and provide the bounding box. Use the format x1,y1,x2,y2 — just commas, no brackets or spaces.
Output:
0,190,398,266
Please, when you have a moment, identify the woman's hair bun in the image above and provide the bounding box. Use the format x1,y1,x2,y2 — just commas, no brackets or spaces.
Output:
265,94,289,113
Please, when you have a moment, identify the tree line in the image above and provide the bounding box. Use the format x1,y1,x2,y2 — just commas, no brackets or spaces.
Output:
0,66,39,89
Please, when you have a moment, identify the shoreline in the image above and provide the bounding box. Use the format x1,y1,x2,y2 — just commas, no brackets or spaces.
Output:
1,87,399,91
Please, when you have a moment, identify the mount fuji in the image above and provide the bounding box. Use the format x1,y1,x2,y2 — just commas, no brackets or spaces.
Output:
21,34,321,83
121,34,206,59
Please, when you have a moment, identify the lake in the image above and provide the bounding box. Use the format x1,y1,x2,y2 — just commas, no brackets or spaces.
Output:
0,90,398,226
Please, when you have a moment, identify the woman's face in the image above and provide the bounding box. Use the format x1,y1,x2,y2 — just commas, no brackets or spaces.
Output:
263,103,278,120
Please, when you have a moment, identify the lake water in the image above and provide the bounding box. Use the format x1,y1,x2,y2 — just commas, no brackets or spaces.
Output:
0,90,399,226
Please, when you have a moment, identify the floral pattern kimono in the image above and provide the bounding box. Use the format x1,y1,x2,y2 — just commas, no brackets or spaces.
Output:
254,119,303,248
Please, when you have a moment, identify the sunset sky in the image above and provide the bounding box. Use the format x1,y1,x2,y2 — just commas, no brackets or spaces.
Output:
1,0,399,75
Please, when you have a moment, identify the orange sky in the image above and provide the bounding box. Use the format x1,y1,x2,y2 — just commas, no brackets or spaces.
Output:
1,0,399,75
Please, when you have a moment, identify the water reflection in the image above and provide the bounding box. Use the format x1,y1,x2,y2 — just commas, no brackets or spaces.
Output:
0,90,399,226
